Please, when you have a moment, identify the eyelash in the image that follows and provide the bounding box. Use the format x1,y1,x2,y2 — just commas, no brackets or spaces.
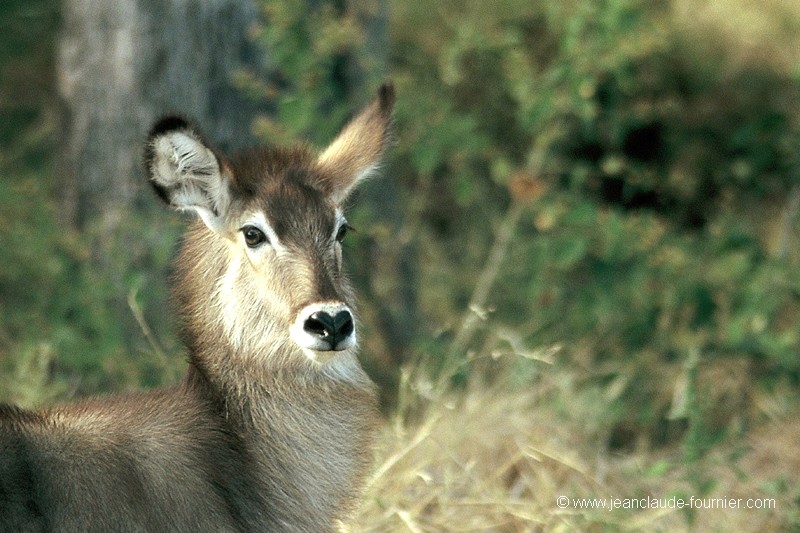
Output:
336,223,354,243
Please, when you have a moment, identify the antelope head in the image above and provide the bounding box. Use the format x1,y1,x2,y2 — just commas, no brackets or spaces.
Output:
145,85,394,367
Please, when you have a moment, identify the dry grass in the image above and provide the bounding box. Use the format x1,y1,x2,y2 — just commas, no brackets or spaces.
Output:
351,359,799,532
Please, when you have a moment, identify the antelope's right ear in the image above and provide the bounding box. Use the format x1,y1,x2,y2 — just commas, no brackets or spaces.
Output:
144,117,231,230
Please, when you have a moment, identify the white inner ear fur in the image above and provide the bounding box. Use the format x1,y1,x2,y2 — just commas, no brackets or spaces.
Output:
151,132,231,230
315,93,391,205
317,143,383,206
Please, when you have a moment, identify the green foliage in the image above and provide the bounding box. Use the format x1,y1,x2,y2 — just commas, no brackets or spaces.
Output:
236,0,381,146
0,135,181,404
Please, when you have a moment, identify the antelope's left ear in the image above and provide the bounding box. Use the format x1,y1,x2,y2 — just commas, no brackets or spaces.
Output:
316,83,395,205
144,117,233,231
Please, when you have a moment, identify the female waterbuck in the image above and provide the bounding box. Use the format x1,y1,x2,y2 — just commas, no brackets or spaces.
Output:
0,84,394,532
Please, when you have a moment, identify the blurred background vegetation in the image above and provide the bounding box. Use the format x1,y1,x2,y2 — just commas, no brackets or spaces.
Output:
2,0,800,529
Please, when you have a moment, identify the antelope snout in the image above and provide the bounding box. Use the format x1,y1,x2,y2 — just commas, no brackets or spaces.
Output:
291,303,356,355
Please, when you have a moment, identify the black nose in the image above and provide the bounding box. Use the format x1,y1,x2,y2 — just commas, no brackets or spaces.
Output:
303,310,354,350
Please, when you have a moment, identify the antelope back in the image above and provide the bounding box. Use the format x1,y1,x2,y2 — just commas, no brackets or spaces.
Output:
145,85,394,369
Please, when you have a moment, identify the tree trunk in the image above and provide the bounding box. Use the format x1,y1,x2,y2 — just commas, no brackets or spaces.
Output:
56,0,261,357
58,0,260,230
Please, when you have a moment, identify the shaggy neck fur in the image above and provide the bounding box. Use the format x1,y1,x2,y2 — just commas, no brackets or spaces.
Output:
175,222,379,531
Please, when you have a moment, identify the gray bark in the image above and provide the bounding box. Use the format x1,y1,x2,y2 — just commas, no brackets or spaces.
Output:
56,0,262,354
58,0,260,231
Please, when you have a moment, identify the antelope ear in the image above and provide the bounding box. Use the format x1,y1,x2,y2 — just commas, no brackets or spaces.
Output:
316,83,395,204
145,117,232,230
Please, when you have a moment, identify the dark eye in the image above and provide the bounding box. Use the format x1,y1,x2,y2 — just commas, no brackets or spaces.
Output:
241,225,268,248
335,223,353,243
